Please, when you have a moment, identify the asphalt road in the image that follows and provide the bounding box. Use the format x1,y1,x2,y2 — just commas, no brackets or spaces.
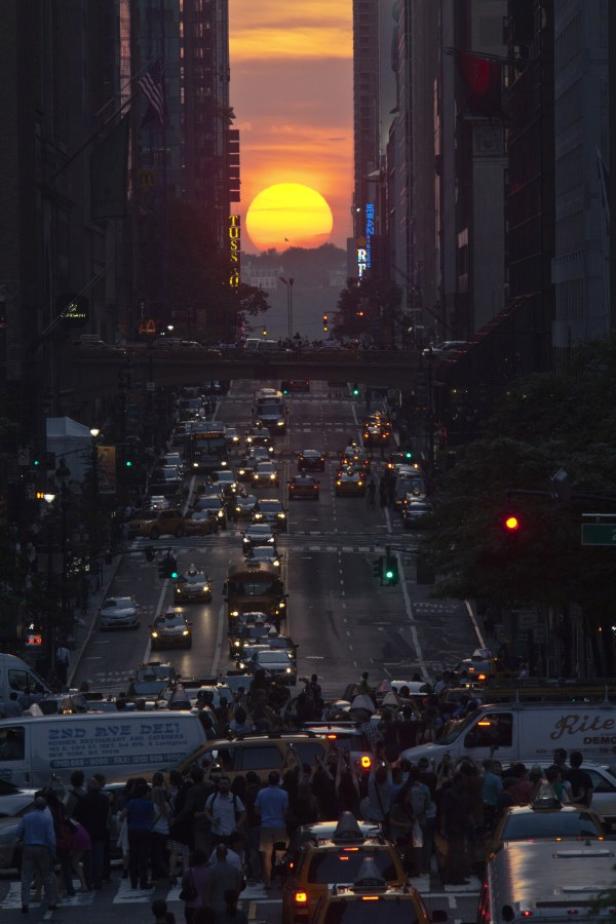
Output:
0,379,482,922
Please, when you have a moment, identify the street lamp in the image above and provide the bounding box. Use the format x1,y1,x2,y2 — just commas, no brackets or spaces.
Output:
43,493,56,504
279,276,295,339
89,427,100,439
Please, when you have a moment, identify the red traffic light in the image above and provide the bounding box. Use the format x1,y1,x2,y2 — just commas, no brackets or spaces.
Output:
504,515,520,532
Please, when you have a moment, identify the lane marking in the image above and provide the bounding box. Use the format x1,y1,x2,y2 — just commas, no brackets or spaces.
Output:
397,551,430,682
210,602,226,678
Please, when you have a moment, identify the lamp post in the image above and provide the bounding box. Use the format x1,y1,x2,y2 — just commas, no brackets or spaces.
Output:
279,276,295,339
43,493,56,677
89,428,101,560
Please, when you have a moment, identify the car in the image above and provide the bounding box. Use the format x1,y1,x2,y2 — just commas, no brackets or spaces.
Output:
146,495,170,511
339,446,370,473
245,429,274,452
250,546,282,568
297,449,326,472
176,734,335,783
289,475,320,500
335,469,366,497
310,866,435,924
151,609,193,650
422,340,469,356
127,508,186,539
193,494,227,528
210,469,237,497
234,494,259,519
281,380,310,394
241,648,297,684
252,498,287,531
236,458,257,482
252,461,279,487
281,813,407,924
99,596,140,630
162,452,184,470
184,511,219,536
174,567,212,603
229,620,275,658
490,799,605,853
128,661,178,698
224,427,241,447
242,523,277,554
401,499,433,529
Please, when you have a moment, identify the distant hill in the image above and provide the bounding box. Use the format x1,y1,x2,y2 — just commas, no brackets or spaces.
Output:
243,244,346,287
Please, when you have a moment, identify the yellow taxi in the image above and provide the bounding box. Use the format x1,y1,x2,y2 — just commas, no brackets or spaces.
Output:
281,814,406,924
309,857,441,924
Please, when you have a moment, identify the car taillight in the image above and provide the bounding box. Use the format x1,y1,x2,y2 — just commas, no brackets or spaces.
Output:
361,896,380,902
294,892,308,904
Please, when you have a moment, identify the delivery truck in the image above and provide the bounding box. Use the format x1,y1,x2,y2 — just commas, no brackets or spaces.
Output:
402,699,616,769
0,711,207,787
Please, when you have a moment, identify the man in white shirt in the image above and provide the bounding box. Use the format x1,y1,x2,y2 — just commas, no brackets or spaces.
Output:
205,776,245,845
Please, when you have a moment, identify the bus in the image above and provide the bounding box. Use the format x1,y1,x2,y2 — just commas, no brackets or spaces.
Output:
224,561,287,628
189,421,228,473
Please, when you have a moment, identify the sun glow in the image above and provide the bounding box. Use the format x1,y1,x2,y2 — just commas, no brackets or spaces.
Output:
245,183,334,251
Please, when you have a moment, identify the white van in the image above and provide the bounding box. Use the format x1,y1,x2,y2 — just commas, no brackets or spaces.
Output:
401,701,616,769
0,654,51,715
479,840,616,923
0,711,207,787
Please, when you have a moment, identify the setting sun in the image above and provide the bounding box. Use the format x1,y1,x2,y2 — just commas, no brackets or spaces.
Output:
245,183,334,251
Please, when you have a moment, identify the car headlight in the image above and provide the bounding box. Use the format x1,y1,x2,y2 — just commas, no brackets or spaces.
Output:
286,667,292,673
221,460,227,467
279,601,286,609
277,420,284,427
193,462,199,468
268,447,273,453
267,537,274,544
182,629,190,637
242,537,249,543
270,474,276,480
234,640,240,647
218,510,224,518
273,560,280,567
151,631,159,638
239,469,245,476
358,481,364,487
278,513,286,519
235,506,241,512
254,513,262,520
233,436,239,443
239,662,245,669
202,584,210,592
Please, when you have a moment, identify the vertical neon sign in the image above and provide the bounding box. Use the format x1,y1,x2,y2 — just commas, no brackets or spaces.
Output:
229,215,241,288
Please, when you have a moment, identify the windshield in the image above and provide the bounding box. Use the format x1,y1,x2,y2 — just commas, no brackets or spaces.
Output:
228,578,280,596
324,903,417,924
308,850,397,884
260,501,281,511
436,711,477,745
502,811,602,841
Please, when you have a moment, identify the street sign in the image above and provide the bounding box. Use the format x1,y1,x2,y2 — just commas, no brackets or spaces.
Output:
138,318,157,335
581,523,616,547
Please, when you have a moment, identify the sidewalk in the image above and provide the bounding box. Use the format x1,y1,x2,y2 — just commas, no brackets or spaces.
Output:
67,555,123,686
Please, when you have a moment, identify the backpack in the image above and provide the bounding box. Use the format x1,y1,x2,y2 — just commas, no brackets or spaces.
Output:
208,791,242,823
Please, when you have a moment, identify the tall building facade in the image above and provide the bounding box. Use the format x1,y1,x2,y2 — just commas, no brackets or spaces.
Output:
551,0,611,354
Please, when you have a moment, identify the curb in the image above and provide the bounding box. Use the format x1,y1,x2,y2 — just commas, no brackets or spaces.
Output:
68,555,123,686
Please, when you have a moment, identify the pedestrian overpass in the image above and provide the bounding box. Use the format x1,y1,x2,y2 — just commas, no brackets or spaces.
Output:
66,346,425,395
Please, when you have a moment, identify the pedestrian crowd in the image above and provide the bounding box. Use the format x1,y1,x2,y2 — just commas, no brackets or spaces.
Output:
15,668,595,918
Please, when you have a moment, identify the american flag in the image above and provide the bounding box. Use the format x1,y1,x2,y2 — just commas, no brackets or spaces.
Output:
138,62,165,125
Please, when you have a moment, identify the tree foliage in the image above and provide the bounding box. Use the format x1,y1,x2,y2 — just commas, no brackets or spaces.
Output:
424,339,616,617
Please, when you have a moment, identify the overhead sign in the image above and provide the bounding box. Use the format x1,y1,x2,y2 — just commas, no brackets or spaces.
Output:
229,215,240,289
581,523,616,547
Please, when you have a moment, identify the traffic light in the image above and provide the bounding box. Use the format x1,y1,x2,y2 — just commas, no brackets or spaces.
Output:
503,514,521,532
158,553,178,579
351,384,360,397
373,557,384,580
383,548,399,586
322,313,329,332
124,459,134,469
403,449,414,461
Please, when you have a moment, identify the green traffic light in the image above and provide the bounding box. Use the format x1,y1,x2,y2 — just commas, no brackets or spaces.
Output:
385,569,394,580
170,570,179,580
33,458,41,467
404,451,413,460
125,460,133,468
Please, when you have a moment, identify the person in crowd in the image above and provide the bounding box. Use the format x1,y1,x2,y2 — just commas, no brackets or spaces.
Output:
229,706,253,737
507,763,535,805
125,778,155,891
181,849,210,924
203,845,244,920
43,788,76,898
74,777,110,890
208,831,243,873
18,795,57,913
215,889,248,924
364,763,394,826
482,760,503,828
174,766,214,854
568,751,593,807
205,775,246,847
152,898,176,924
151,771,173,882
335,753,360,817
255,771,288,889
241,771,262,884
440,772,470,885
65,770,85,817
169,770,192,885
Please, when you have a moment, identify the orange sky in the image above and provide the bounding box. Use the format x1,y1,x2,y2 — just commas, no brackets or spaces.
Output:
229,0,353,253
